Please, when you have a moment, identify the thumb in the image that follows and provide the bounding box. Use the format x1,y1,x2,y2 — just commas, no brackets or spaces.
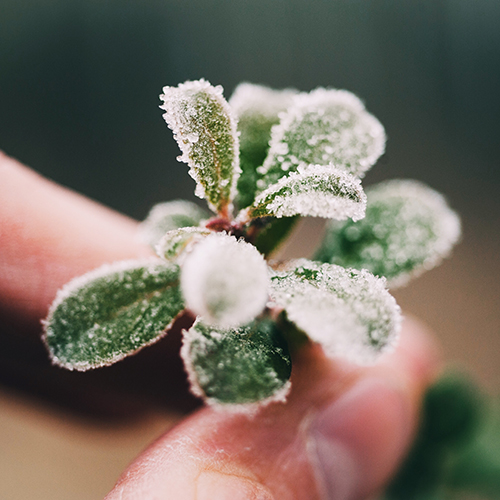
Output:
106,319,440,500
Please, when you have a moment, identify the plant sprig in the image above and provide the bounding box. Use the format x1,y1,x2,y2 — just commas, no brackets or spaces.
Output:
43,79,461,410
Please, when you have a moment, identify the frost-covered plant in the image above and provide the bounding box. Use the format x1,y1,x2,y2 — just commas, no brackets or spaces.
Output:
43,79,461,408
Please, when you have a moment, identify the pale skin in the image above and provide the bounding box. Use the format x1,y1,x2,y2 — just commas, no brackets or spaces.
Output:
0,151,441,499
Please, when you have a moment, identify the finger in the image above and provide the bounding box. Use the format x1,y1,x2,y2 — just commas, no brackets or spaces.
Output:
107,318,441,500
0,153,194,415
0,151,152,326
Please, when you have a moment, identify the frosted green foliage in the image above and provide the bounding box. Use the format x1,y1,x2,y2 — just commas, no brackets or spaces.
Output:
43,260,184,371
315,180,462,288
160,79,241,214
269,259,401,364
257,87,386,191
181,318,292,406
229,83,297,208
248,165,366,220
180,233,269,327
139,200,209,249
41,78,465,414
155,226,211,262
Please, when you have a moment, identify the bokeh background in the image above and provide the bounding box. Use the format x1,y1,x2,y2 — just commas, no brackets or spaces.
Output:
1,1,499,498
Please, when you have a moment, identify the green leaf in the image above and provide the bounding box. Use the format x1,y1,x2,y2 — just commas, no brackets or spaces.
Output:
315,180,461,287
156,226,211,262
257,87,385,191
269,259,401,364
422,374,483,448
449,430,500,499
450,449,500,499
229,83,297,208
383,373,486,500
253,216,299,257
447,394,500,499
247,164,366,220
160,79,240,215
139,200,210,249
43,260,184,370
181,318,292,406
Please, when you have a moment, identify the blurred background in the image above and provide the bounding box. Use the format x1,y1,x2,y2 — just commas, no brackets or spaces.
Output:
1,1,499,498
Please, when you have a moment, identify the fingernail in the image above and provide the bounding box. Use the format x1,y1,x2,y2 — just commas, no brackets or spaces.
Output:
196,471,273,500
309,378,410,500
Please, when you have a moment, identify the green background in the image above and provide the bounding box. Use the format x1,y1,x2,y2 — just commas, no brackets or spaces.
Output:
1,0,499,223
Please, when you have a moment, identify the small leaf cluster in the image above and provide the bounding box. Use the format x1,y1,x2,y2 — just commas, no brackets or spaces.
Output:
43,79,460,408
383,373,500,500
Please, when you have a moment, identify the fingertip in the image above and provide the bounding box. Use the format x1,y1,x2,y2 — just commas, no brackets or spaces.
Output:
196,471,274,500
378,316,443,402
398,315,443,385
0,155,153,324
310,377,412,499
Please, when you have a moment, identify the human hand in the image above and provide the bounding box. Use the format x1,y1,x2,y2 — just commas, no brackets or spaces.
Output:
0,151,198,415
0,152,440,499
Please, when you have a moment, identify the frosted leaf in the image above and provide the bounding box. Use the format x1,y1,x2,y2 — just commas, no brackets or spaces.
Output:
160,79,241,214
258,87,386,190
139,200,209,248
269,259,401,364
315,180,462,288
181,318,292,406
155,226,211,262
43,260,184,371
248,164,366,220
180,233,269,327
229,83,297,208
230,83,298,121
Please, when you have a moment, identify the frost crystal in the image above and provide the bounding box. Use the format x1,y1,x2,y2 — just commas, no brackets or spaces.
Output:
315,180,462,287
230,83,297,208
43,260,184,370
156,226,211,262
139,200,209,248
248,164,366,220
180,233,269,327
181,318,292,406
258,87,386,191
230,83,297,121
160,79,241,214
270,259,401,364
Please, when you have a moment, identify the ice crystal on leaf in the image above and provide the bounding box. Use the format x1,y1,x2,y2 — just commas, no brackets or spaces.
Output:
315,180,461,287
181,318,292,406
257,88,386,192
230,83,297,124
43,260,184,370
248,164,366,220
156,226,211,262
270,259,401,364
139,200,209,248
180,233,269,328
160,79,240,215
